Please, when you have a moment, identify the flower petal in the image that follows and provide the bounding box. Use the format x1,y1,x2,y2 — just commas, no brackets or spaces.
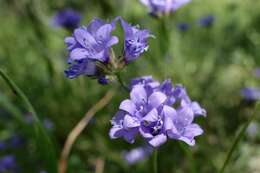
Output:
162,106,176,130
130,85,147,105
176,101,194,126
123,114,140,129
191,102,206,117
178,136,195,146
183,124,204,138
124,129,138,144
109,127,124,139
148,92,167,108
119,99,136,115
111,111,125,126
142,108,158,123
120,18,133,39
96,24,113,42
74,28,97,48
178,124,203,146
70,48,89,60
107,36,119,47
87,18,106,34
148,134,167,147
64,36,76,50
139,127,154,138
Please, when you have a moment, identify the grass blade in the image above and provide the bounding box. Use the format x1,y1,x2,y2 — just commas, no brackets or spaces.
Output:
0,69,57,173
219,102,259,173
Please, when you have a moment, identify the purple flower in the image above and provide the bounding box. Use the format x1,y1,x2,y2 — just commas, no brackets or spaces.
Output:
129,76,160,89
120,18,153,62
197,15,215,27
98,75,109,85
241,87,260,101
64,18,118,79
122,146,153,164
176,22,190,32
52,9,81,31
43,118,54,130
65,18,118,62
247,122,258,139
254,68,260,78
65,59,97,79
0,155,17,172
110,78,206,147
140,0,191,16
0,141,6,150
8,135,25,148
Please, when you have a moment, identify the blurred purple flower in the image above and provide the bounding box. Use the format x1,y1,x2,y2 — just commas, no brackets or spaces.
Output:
247,122,258,139
43,118,54,130
0,155,17,172
64,18,118,78
140,0,191,17
176,22,190,32
25,114,34,124
110,77,206,147
120,18,153,62
52,9,81,31
254,68,260,78
198,15,215,27
0,141,6,150
8,135,25,148
241,87,260,101
123,146,153,164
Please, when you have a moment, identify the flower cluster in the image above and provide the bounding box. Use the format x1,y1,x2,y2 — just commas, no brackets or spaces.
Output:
140,0,191,17
110,76,206,147
52,9,81,31
64,17,153,83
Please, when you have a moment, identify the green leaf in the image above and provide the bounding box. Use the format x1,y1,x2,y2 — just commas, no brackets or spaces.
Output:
0,69,57,173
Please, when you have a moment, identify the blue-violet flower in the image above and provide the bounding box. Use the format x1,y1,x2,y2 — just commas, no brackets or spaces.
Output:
64,18,118,79
123,146,153,164
120,18,153,62
140,0,191,17
0,155,17,172
241,87,260,101
176,22,190,32
52,9,81,31
197,15,215,27
110,77,206,147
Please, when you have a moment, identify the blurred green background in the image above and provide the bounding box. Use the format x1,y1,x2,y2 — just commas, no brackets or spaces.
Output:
0,0,260,172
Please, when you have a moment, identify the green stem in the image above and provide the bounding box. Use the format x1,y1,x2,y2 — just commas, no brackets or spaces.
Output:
219,103,259,173
153,150,158,173
179,142,197,173
115,73,129,92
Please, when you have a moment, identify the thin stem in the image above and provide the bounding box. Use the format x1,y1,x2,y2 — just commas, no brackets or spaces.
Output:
58,90,115,173
179,142,197,173
115,73,129,92
153,149,158,173
95,158,105,173
219,103,259,173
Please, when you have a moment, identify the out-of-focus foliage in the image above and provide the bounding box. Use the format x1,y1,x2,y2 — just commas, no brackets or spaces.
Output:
0,0,260,172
